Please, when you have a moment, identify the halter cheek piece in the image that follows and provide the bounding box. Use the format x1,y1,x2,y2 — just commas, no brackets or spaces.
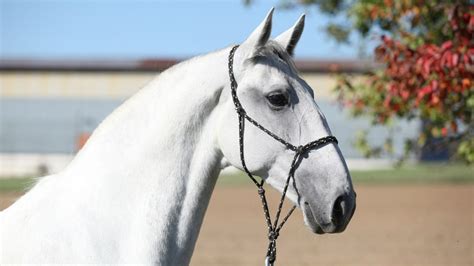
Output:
228,45,338,266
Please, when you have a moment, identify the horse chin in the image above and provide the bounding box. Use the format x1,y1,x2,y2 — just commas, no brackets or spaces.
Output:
302,203,326,235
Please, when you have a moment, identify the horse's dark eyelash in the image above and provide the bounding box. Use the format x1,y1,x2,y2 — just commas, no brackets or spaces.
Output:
266,91,290,109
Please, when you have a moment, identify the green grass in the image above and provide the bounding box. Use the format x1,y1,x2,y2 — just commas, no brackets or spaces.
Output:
0,177,36,192
351,163,473,184
217,163,474,186
0,163,472,193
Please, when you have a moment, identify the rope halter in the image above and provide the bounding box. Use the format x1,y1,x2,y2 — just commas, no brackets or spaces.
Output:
227,45,338,265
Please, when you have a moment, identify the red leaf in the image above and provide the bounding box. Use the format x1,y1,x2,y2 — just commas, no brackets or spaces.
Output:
425,45,438,56
451,53,459,67
462,54,469,64
469,15,474,30
422,59,432,78
418,85,432,100
441,127,448,137
401,89,410,100
462,78,471,89
431,95,440,106
441,51,451,68
383,95,392,108
441,41,453,51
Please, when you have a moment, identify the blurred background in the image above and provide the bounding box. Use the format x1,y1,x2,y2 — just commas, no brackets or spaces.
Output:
1,0,472,265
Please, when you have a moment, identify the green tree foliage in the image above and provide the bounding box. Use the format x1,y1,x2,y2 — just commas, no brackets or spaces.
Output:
274,0,474,163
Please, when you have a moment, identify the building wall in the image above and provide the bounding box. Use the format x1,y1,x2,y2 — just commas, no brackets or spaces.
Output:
1,71,156,98
1,71,344,100
0,70,419,176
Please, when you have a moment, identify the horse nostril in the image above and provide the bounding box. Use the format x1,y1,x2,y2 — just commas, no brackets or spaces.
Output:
331,195,345,228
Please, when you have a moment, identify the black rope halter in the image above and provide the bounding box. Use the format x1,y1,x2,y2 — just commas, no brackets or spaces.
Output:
228,45,338,266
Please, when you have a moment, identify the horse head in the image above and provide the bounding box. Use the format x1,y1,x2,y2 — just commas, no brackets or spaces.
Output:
218,9,356,234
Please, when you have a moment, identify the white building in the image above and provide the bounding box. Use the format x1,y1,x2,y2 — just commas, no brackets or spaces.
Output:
0,58,416,176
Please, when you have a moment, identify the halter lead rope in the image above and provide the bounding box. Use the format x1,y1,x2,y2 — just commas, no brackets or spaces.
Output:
228,45,338,266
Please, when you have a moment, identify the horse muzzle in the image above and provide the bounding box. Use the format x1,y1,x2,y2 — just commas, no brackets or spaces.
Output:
302,191,356,234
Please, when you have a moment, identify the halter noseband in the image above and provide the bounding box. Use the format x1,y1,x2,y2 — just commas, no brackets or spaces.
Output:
228,45,338,266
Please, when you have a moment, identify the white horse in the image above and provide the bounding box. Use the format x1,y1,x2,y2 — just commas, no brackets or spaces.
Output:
1,9,356,265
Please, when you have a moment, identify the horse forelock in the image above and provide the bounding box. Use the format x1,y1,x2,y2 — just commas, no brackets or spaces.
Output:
245,40,298,75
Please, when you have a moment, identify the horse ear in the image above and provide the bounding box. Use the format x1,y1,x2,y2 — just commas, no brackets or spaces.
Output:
274,14,305,56
243,8,274,48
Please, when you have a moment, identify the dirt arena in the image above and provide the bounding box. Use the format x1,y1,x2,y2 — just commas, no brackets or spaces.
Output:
2,184,473,265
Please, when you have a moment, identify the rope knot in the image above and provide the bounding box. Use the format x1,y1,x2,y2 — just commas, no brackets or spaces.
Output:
268,230,279,241
235,106,246,116
258,187,265,195
296,145,304,154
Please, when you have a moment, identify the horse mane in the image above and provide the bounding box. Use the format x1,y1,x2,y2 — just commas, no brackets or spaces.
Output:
246,40,298,74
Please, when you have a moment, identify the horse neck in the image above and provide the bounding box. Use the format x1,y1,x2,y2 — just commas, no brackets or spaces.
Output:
63,48,230,263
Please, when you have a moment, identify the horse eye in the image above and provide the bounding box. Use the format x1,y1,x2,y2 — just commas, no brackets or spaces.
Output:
266,92,289,108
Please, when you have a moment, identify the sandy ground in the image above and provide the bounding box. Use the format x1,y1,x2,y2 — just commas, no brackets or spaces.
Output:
2,184,473,265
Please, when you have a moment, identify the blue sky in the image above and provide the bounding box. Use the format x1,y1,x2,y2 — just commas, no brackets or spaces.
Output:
1,0,370,60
